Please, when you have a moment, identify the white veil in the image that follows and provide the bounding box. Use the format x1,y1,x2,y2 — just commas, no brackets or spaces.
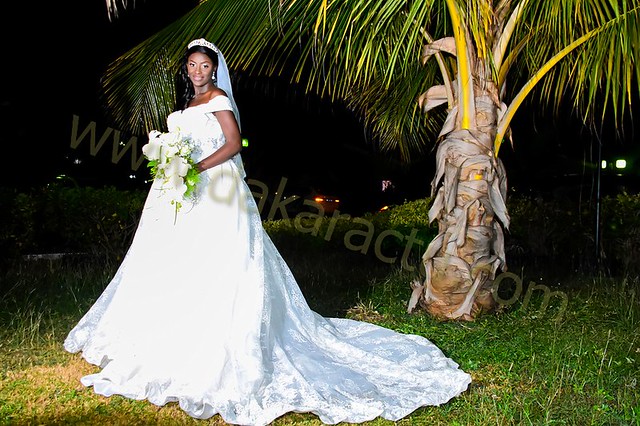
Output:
214,48,241,130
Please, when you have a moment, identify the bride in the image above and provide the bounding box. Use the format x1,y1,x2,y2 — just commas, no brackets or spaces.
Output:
64,38,471,426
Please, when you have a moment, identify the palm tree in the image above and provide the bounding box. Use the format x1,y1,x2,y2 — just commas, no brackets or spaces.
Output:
103,0,639,320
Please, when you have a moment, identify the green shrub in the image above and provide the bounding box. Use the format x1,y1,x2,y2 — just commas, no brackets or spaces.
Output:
0,189,38,258
601,192,640,275
262,198,437,271
369,198,437,263
504,192,640,277
1,185,146,261
505,195,594,271
3,185,638,277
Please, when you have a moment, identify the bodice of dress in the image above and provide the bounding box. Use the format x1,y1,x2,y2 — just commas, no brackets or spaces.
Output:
167,95,245,178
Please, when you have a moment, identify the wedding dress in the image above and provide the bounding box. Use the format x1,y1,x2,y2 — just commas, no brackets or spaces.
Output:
64,95,471,425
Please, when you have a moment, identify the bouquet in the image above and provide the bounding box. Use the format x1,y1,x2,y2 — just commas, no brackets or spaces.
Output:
142,128,201,214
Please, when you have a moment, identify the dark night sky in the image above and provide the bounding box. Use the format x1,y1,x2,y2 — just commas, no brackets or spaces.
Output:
1,1,638,214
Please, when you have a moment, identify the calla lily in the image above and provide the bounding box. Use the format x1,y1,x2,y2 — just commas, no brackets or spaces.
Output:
142,128,200,215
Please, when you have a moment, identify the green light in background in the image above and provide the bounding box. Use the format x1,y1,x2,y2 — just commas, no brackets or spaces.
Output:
242,138,249,148
615,159,627,169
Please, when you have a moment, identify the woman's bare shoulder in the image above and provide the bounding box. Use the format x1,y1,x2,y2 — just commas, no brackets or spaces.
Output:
208,87,228,100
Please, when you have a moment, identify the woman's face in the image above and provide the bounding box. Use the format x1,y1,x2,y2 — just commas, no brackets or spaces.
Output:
187,52,216,88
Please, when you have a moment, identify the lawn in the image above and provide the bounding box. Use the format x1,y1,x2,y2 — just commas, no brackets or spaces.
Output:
1,245,638,425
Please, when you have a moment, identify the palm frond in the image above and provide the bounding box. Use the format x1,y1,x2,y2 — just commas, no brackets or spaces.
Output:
102,0,277,134
102,0,450,162
102,0,639,161
346,61,446,162
508,0,640,122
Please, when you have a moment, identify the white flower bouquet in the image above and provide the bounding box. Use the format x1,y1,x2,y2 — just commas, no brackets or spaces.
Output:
142,128,201,213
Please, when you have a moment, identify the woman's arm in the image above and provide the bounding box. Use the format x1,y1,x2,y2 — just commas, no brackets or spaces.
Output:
195,109,242,173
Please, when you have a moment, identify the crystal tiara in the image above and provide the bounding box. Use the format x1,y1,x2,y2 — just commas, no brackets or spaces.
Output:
187,38,219,53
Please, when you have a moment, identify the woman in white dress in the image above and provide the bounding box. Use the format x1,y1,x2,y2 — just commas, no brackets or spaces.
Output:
64,38,471,425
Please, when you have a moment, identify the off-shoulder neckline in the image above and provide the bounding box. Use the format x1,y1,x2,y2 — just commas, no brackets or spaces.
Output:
184,94,228,111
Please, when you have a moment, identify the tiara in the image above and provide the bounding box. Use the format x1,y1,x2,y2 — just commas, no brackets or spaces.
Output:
187,38,219,53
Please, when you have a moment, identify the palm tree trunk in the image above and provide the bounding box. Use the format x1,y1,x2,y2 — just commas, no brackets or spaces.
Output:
410,93,510,321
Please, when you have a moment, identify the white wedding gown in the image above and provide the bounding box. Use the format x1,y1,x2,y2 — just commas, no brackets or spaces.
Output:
64,96,471,425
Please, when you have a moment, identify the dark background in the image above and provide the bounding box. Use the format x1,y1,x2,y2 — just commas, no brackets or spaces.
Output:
1,0,638,215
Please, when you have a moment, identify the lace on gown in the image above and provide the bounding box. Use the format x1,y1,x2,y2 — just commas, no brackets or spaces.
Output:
64,95,471,425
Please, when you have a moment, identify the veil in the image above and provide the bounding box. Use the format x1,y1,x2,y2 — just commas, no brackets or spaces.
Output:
215,48,241,130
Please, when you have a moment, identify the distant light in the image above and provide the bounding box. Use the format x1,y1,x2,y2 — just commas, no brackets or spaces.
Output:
129,174,136,179
73,158,82,165
601,160,607,169
380,205,389,211
314,197,324,203
242,138,249,147
615,159,627,169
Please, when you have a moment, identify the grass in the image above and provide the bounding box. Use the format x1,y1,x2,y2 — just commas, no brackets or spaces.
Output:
1,247,638,425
